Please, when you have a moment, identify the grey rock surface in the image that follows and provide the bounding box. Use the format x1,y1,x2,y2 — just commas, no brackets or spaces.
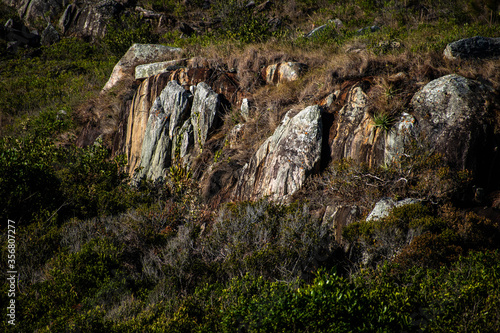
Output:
409,74,493,172
135,59,187,80
234,105,322,202
102,43,182,92
190,82,221,154
444,36,500,60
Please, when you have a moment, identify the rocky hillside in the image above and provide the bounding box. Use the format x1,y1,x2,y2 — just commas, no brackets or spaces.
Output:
1,0,500,332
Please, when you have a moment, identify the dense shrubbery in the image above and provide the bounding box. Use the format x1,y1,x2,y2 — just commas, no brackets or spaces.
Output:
0,111,134,225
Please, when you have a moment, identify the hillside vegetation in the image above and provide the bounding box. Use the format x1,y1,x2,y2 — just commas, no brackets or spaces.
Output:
1,0,500,332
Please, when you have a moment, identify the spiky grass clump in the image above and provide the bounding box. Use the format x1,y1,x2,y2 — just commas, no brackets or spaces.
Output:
372,112,395,133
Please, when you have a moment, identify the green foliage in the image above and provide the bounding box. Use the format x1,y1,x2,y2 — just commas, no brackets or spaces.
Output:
0,112,135,224
372,112,395,133
15,238,123,332
212,0,275,43
0,38,115,117
203,200,335,281
356,251,500,332
101,14,159,57
344,201,500,270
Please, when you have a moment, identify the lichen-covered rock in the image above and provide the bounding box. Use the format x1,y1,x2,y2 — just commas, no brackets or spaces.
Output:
444,36,500,60
190,82,222,154
409,74,494,173
124,73,171,174
262,62,307,84
329,74,497,184
134,81,192,181
135,59,187,80
234,105,322,202
134,98,171,181
102,43,182,92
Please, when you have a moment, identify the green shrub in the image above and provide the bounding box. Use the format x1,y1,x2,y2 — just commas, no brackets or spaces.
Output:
102,14,159,57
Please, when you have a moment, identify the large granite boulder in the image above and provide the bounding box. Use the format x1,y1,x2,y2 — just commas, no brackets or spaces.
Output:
102,43,182,92
444,36,500,60
234,105,322,202
408,74,495,175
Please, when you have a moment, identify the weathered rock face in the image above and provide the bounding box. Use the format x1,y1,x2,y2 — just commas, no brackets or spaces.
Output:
124,73,172,174
71,0,125,39
58,3,78,34
134,99,171,181
191,82,222,154
409,74,494,175
130,80,225,180
329,74,497,186
16,0,63,24
102,44,182,93
234,105,322,202
330,85,385,167
135,59,187,80
134,81,192,180
444,36,500,60
262,62,307,84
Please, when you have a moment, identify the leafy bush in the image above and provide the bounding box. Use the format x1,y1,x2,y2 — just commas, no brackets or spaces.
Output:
0,38,115,118
212,0,275,43
101,14,159,57
0,111,135,224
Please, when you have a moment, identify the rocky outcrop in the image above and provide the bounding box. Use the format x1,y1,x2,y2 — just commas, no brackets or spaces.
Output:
131,80,224,180
262,62,307,84
135,81,192,180
40,22,59,45
15,0,63,24
70,0,126,39
124,73,172,174
444,36,500,60
409,74,494,175
103,44,182,93
234,105,322,202
58,3,78,34
329,74,497,185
